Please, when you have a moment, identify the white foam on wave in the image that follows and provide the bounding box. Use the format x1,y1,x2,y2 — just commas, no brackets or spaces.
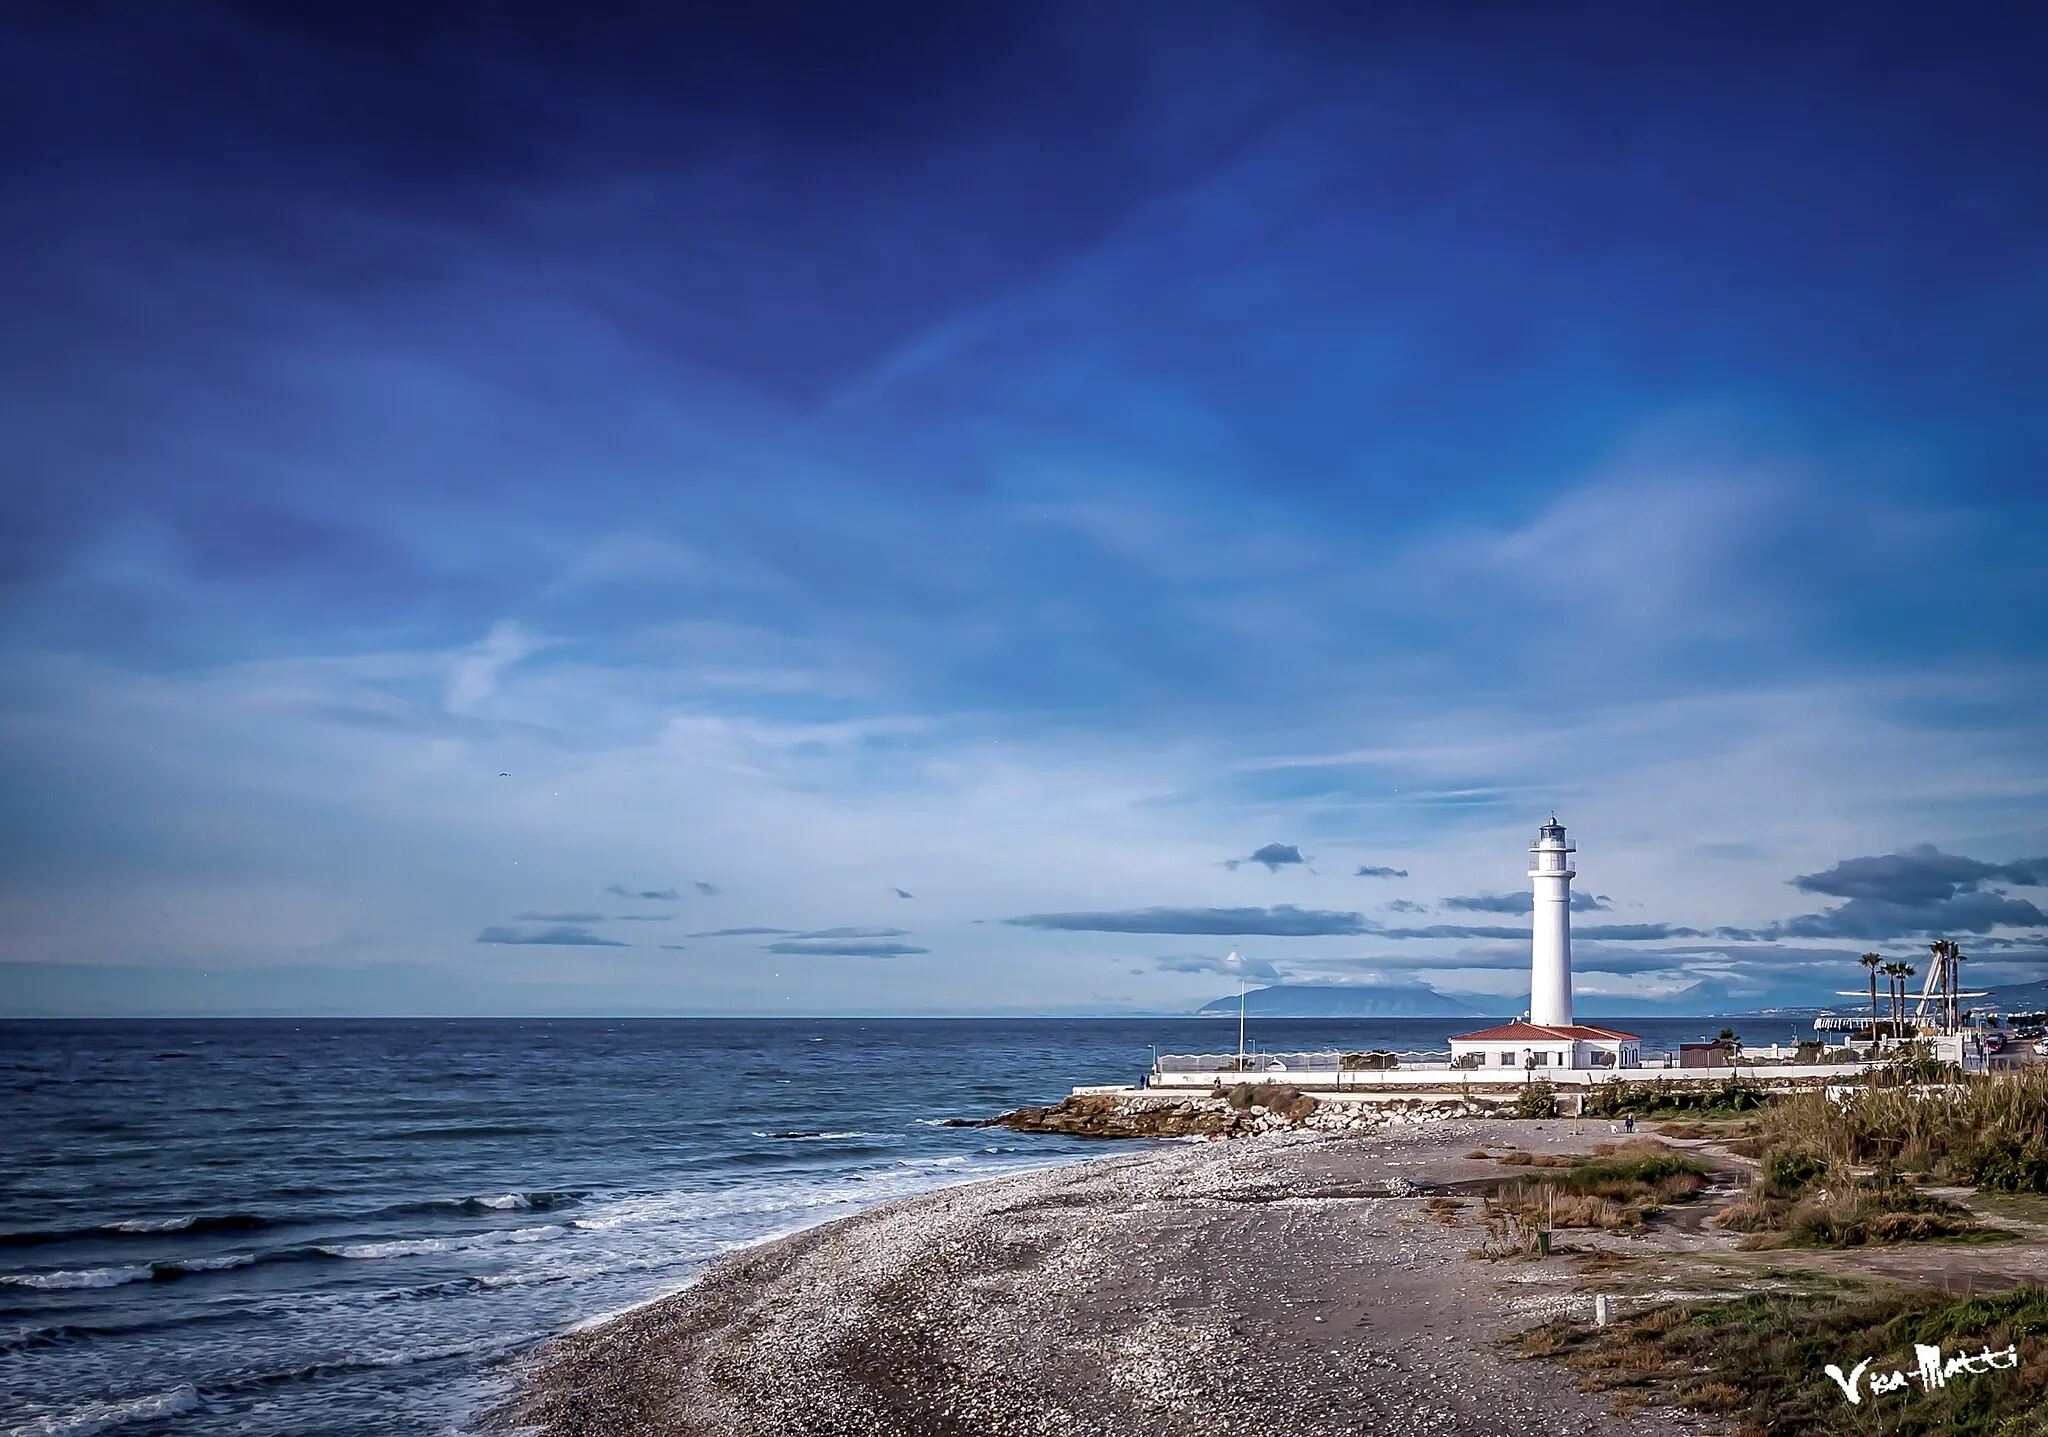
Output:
3,1383,200,1437
106,1216,195,1234
896,1155,968,1167
321,1225,568,1261
748,1131,877,1141
0,1266,153,1291
473,1194,530,1210
167,1254,254,1274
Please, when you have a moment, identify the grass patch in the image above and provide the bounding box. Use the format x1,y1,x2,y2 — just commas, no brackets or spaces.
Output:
1583,1079,1776,1119
1487,1139,1710,1231
1717,1144,2010,1249
1515,1285,2048,1434
1757,1068,2048,1194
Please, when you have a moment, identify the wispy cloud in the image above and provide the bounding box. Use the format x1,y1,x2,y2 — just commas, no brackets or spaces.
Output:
1224,843,1306,872
476,925,628,947
687,927,794,938
1154,952,1283,982
1006,906,1373,936
1441,891,1611,914
765,939,929,957
515,910,604,923
605,886,680,901
1355,865,1409,879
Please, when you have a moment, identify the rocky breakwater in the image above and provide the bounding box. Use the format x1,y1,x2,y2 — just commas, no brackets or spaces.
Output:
988,1087,1435,1139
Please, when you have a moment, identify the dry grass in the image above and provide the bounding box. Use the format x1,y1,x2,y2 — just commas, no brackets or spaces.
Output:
1757,1067,2048,1192
1421,1196,1466,1226
1515,1284,2048,1434
1494,1150,1580,1168
1485,1141,1710,1231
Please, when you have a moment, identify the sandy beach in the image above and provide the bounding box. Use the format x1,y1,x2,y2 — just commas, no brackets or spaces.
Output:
492,1119,1767,1436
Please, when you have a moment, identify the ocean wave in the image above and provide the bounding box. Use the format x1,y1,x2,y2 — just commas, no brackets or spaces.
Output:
3,1384,200,1437
404,1190,585,1216
318,1224,568,1261
151,1254,257,1278
0,1212,268,1248
0,1193,584,1252
749,1131,880,1141
0,1266,153,1291
895,1155,969,1168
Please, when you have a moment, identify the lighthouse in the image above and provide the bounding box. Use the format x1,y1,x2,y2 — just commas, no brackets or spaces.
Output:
1447,817,1639,1074
1529,816,1576,1027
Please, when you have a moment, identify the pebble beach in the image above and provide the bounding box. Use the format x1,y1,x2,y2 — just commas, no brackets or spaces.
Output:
492,1120,1734,1437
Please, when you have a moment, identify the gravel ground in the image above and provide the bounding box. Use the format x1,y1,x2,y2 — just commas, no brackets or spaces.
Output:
492,1120,1731,1437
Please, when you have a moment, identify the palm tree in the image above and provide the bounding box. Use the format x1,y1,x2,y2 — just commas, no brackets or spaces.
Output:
1929,939,1951,1030
1859,952,1883,1038
1898,963,1917,1036
1881,961,1909,1037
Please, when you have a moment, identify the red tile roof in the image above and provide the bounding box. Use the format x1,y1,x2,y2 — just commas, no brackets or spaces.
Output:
1450,1022,1641,1043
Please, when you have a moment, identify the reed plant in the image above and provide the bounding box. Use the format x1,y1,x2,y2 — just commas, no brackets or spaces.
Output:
1757,1067,2048,1192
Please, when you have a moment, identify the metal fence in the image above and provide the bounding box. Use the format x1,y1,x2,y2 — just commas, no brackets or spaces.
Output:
1153,1050,1450,1073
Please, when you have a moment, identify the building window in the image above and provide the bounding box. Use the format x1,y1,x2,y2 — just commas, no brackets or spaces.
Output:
1499,1052,1514,1065
1531,1051,1549,1066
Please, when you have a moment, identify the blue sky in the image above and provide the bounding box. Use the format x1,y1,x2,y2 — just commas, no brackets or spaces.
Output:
1,3,2044,1015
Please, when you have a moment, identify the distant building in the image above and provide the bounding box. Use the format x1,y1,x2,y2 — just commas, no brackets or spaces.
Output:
1450,1019,1642,1070
1449,817,1640,1071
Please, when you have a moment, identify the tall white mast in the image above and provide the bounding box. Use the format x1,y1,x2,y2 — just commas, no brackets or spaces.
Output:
1529,817,1576,1027
1231,950,1246,1066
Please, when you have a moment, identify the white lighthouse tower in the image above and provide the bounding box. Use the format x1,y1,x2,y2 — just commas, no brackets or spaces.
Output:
1447,818,1639,1074
1528,816,1576,1028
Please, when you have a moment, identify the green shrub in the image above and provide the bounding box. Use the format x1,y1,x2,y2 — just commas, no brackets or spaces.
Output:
1759,1145,1828,1199
1514,1080,1556,1118
1955,1139,2048,1193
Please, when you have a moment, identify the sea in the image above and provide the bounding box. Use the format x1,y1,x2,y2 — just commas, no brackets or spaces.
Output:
0,1015,1805,1437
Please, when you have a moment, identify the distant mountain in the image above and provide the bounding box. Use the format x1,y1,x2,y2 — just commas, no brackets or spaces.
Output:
1198,983,1492,1018
1982,979,2048,1013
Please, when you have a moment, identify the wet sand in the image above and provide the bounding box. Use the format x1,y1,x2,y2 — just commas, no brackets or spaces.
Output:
493,1119,1751,1436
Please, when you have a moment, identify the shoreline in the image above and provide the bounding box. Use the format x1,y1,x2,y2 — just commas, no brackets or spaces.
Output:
488,1121,1736,1437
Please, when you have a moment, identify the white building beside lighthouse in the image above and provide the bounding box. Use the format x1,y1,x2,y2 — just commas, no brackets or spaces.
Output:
1449,817,1641,1072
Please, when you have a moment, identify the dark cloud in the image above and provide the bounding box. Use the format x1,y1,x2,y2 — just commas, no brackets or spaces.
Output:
765,939,929,957
658,944,688,951
692,882,721,896
514,910,604,923
1577,923,1706,941
605,885,680,900
1749,847,2048,939
612,914,673,921
793,927,911,940
1005,906,1373,937
1380,923,1528,940
1155,953,1284,983
1384,899,1429,914
687,926,794,937
476,925,628,947
892,887,915,899
1441,891,1612,914
1441,892,1529,914
1755,893,2048,941
1355,865,1409,879
1793,845,2048,904
1224,843,1306,872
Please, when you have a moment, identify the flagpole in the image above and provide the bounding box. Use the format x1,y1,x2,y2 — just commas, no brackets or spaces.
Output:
1232,950,1246,1070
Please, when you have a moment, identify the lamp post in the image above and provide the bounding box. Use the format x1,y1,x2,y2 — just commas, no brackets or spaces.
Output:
1229,950,1246,1072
